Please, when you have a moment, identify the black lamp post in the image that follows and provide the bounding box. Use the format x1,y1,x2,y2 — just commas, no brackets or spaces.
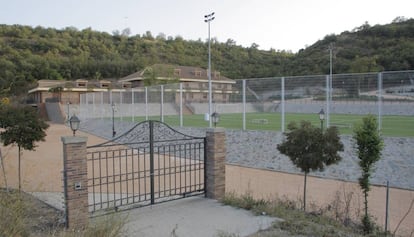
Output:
211,112,220,128
112,103,116,137
319,108,325,130
69,115,80,136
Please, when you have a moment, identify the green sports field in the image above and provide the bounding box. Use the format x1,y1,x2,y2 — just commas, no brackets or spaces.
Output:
122,113,414,137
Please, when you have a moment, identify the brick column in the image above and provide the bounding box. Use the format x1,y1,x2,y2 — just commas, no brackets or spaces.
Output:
206,127,226,200
61,136,88,230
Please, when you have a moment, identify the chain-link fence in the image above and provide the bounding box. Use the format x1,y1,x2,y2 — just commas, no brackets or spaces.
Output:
79,70,414,137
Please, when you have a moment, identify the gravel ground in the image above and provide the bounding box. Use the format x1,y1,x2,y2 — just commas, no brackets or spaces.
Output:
81,119,414,190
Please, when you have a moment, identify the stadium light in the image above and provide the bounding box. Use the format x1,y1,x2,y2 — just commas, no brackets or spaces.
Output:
204,12,215,128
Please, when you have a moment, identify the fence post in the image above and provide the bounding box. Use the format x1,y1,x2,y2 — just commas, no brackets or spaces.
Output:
180,83,183,127
378,72,383,131
326,75,330,128
385,180,389,233
281,77,285,133
132,89,135,122
61,136,89,230
205,127,226,200
242,80,246,130
161,85,164,122
145,87,148,120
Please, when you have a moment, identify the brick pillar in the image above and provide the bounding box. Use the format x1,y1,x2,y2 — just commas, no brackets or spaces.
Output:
61,136,88,230
206,127,226,200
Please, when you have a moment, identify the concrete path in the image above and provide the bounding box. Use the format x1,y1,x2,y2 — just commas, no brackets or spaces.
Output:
121,196,278,237
31,192,279,237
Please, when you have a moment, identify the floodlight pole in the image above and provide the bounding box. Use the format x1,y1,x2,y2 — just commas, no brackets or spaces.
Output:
205,12,215,128
328,43,334,128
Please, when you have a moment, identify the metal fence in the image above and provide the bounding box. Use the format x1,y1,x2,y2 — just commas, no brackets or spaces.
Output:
79,70,414,136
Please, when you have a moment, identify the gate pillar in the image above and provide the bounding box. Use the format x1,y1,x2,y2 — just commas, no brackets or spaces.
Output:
61,136,88,230
206,127,226,200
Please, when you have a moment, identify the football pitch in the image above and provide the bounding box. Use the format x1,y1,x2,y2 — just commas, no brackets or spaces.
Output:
122,113,414,137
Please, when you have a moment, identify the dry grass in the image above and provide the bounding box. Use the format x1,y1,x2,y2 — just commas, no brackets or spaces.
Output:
0,188,126,237
222,191,388,237
0,188,64,236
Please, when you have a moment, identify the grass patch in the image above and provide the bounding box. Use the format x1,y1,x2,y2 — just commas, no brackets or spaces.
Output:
120,112,414,137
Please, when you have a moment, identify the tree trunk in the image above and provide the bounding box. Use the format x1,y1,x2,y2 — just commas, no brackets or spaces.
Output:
303,172,308,212
364,189,368,218
18,145,21,191
0,148,8,191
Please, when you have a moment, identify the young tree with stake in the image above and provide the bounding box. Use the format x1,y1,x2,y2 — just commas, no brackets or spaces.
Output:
0,104,49,191
353,115,383,234
277,120,343,211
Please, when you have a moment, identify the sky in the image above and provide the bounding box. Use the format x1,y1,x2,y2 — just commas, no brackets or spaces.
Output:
1,0,413,52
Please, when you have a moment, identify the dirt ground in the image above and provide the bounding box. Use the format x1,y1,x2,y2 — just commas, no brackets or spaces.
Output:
1,123,413,236
226,165,414,237
0,123,107,192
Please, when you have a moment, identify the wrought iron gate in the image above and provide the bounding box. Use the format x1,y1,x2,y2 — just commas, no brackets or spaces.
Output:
86,120,206,214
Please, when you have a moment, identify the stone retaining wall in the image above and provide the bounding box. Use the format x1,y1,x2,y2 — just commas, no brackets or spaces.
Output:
176,128,414,190
81,119,414,190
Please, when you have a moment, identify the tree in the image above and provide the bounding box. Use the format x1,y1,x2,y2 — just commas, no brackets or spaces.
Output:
277,121,344,211
142,65,179,86
0,105,49,191
353,115,383,234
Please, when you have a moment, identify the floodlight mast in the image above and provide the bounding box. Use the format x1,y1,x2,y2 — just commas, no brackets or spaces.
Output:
204,12,215,128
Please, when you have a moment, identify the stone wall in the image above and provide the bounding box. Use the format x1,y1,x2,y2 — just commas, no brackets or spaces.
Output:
80,119,414,190
176,127,414,190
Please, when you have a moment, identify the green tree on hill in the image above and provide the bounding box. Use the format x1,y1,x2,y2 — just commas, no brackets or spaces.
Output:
1,18,414,96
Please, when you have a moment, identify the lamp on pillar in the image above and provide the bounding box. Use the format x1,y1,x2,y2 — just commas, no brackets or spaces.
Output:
69,115,80,136
211,111,220,128
318,109,325,130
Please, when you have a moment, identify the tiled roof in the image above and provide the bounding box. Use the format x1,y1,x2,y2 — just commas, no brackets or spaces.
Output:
37,80,66,88
120,64,234,83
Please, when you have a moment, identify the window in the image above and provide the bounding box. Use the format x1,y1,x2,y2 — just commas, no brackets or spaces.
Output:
101,83,110,88
174,69,181,76
195,70,202,77
76,79,88,88
122,82,132,88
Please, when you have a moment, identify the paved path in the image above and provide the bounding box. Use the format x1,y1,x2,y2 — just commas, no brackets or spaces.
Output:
31,192,278,237
121,196,277,237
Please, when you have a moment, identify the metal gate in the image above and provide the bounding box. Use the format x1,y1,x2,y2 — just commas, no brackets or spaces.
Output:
86,120,206,214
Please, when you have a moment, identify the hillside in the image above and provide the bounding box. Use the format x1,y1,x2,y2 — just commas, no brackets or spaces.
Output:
290,18,414,75
0,18,413,96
